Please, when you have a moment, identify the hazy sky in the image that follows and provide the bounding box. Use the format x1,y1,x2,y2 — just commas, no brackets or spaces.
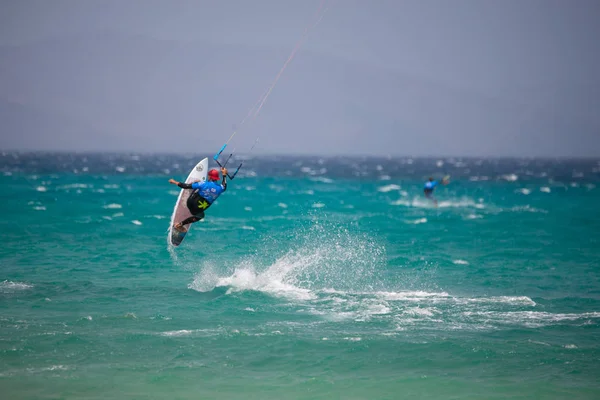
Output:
1,0,599,156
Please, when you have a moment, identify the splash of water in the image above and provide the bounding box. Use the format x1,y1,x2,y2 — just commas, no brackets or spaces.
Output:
188,220,386,299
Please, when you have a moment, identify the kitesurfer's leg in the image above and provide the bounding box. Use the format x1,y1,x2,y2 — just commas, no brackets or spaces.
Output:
424,189,438,207
175,211,205,230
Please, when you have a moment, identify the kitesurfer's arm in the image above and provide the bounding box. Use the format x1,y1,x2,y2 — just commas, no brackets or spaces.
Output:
221,167,228,190
168,178,193,189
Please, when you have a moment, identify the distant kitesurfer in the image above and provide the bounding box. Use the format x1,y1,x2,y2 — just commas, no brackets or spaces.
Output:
169,167,228,230
423,176,449,207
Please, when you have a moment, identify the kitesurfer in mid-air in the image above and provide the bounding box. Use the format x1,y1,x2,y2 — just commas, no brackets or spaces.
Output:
423,176,449,207
169,167,228,230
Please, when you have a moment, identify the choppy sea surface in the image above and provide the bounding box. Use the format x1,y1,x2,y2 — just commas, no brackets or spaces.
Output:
1,152,600,399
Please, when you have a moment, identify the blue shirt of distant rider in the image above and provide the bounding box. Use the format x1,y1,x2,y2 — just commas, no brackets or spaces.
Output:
423,178,438,198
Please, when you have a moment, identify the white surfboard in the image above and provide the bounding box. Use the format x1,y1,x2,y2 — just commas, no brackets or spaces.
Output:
168,158,208,247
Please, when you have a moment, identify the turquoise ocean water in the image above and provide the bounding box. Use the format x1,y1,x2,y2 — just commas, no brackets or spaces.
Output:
1,153,600,399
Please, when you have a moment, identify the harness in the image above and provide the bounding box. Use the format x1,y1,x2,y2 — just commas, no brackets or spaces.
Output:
188,190,211,214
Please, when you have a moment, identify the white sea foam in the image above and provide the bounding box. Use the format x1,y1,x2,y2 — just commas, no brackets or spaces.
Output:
378,184,401,193
58,184,89,190
376,291,450,301
460,296,536,306
216,266,316,301
463,311,600,327
310,177,334,183
103,203,122,209
1,280,33,292
36,186,47,192
500,174,519,182
391,197,481,209
312,202,325,208
510,205,548,214
453,260,469,265
517,188,531,195
540,187,551,193
131,220,142,225
406,218,427,225
160,330,194,337
404,307,436,317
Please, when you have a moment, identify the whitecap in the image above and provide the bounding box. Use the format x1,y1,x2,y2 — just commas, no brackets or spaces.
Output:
103,203,122,209
376,291,450,301
510,205,548,214
500,174,518,182
1,280,33,292
161,330,193,337
404,307,436,317
131,220,142,225
58,184,89,190
310,177,334,183
406,218,427,225
378,184,401,193
540,187,551,193
36,186,47,192
453,260,469,265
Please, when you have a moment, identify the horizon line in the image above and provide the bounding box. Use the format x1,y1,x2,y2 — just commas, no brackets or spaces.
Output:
1,149,599,160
